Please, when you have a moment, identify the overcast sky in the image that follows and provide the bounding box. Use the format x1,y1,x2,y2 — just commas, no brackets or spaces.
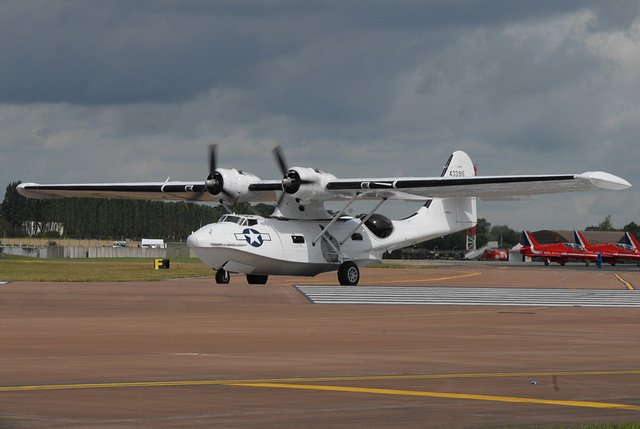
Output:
2,0,639,232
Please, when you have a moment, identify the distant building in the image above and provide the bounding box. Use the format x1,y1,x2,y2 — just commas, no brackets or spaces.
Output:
140,239,166,249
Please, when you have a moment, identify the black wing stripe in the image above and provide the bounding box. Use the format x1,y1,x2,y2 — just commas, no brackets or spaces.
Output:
326,175,574,190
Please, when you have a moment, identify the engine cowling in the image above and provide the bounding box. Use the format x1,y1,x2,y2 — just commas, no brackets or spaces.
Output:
283,167,337,201
208,168,261,202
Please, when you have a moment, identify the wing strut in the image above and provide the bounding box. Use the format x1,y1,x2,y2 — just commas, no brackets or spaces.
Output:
339,198,388,245
312,193,361,246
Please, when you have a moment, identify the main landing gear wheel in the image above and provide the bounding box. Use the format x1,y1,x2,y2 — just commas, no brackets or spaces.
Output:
215,269,230,284
246,274,268,284
338,261,360,286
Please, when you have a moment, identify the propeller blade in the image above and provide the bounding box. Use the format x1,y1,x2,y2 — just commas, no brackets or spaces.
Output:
272,144,288,177
209,143,217,175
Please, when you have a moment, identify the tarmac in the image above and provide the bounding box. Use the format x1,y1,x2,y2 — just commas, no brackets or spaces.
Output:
2,261,640,428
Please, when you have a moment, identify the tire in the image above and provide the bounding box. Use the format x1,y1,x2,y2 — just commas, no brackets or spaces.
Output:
215,269,230,284
246,274,268,284
338,261,359,286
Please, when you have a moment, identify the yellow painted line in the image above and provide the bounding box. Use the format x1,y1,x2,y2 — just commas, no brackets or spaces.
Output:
231,382,640,411
280,272,482,286
379,272,482,284
0,380,224,392
4,370,640,392
614,274,635,290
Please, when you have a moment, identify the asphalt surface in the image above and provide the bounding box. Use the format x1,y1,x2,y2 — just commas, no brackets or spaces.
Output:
2,261,640,428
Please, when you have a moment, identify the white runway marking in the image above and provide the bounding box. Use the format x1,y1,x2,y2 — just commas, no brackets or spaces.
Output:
295,286,640,307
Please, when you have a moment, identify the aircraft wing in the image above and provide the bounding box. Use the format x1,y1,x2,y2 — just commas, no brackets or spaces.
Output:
16,181,231,202
17,171,630,203
324,171,631,201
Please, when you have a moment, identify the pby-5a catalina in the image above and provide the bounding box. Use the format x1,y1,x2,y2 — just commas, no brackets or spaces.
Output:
574,230,640,266
18,145,630,284
520,231,599,266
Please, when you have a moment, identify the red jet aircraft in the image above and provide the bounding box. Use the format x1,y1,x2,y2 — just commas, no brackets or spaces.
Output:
520,231,598,266
574,231,640,266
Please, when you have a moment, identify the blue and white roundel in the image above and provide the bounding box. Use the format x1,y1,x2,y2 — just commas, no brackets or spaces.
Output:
243,228,263,247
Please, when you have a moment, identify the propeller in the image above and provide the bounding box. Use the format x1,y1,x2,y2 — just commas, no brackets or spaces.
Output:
205,143,225,195
271,144,313,194
190,143,237,204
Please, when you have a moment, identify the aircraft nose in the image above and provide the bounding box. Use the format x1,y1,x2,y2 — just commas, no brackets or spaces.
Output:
187,228,207,248
186,233,197,248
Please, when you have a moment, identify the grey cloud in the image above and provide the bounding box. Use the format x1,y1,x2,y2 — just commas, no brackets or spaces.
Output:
1,0,623,110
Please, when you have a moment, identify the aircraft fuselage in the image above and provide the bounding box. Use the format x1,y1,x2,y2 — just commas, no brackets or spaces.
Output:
187,214,384,276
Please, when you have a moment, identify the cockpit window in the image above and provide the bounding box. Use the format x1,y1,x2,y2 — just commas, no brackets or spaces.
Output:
218,215,260,227
615,243,637,252
562,243,587,251
219,215,246,225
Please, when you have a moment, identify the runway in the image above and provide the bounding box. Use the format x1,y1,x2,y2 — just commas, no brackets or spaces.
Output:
3,263,640,428
296,285,640,307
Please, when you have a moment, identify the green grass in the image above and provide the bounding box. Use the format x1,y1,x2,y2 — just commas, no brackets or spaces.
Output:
0,256,441,282
0,256,215,281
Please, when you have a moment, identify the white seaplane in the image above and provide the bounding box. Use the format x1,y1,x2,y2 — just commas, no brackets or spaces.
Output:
18,145,630,285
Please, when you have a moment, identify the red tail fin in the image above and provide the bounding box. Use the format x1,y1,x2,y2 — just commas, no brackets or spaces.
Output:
574,231,589,247
522,231,539,248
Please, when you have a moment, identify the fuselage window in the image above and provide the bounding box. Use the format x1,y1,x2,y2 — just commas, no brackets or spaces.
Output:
363,213,394,239
291,235,305,244
351,233,363,241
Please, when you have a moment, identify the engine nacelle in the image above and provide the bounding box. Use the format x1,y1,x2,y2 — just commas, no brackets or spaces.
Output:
211,168,261,202
284,167,337,201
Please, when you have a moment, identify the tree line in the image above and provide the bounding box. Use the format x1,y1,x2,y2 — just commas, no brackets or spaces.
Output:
1,181,273,241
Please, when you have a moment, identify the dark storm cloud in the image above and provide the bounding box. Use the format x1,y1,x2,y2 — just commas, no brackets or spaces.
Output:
0,1,304,104
2,0,630,111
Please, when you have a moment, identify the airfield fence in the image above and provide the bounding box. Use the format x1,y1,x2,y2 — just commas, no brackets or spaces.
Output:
1,243,193,259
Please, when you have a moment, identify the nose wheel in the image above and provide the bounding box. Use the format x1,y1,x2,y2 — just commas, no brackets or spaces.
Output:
338,261,359,286
215,269,230,284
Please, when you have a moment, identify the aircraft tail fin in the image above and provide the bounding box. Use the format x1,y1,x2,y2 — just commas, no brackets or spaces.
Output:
625,232,640,249
386,151,478,252
441,150,476,178
574,231,589,247
522,231,539,249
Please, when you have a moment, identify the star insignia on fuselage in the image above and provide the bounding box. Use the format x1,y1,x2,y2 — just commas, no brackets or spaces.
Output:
235,228,271,247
